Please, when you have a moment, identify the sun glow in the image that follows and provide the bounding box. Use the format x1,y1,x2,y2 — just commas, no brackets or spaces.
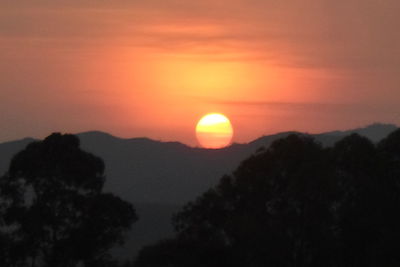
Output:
152,58,265,100
196,113,233,149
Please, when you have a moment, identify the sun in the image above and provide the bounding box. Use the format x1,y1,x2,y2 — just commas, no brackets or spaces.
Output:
196,113,233,149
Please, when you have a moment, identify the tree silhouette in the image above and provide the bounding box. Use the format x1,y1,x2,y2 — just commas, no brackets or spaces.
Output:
135,130,400,267
331,134,381,266
136,135,337,267
0,133,137,267
375,129,400,266
134,238,231,267
330,132,400,266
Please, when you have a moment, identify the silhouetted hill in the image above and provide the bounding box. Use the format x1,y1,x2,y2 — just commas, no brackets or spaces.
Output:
112,202,180,260
317,123,398,144
77,131,250,204
2,125,395,205
0,123,397,260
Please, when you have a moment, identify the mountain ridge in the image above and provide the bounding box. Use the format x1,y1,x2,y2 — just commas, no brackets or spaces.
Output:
76,122,400,149
3,122,396,151
0,123,398,260
1,123,397,204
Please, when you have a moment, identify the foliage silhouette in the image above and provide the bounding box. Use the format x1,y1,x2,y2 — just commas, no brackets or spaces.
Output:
135,131,400,267
0,133,137,267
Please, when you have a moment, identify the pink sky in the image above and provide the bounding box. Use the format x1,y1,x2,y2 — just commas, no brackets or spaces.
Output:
1,0,399,146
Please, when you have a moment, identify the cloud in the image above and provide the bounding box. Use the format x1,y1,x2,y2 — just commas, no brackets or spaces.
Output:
1,0,399,70
199,97,354,111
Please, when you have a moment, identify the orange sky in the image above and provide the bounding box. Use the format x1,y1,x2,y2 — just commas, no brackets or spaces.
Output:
1,0,400,146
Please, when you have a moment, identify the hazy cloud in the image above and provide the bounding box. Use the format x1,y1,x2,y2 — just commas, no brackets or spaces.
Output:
2,0,399,69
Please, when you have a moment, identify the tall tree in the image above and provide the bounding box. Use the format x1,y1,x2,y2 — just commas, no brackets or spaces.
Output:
136,134,338,267
376,129,400,266
331,134,380,266
0,133,137,267
135,130,400,267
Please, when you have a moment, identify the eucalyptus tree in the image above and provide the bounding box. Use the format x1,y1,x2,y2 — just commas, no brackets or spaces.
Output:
0,133,137,267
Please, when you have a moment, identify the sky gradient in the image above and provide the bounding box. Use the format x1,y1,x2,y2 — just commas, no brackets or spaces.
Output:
1,0,399,146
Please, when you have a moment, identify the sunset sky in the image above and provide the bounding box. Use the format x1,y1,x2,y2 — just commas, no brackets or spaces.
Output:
1,0,399,146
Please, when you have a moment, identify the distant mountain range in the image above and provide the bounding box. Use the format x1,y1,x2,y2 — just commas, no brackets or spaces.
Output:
0,123,397,260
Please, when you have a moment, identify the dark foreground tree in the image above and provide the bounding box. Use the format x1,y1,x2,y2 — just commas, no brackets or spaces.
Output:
0,133,137,267
136,134,337,267
135,131,400,267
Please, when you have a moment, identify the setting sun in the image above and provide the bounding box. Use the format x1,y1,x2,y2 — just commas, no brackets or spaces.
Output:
196,113,233,149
